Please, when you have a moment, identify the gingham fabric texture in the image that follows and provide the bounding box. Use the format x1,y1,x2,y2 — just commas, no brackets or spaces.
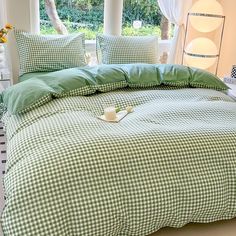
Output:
96,34,158,64
1,88,236,236
24,81,127,112
14,30,86,76
231,65,236,78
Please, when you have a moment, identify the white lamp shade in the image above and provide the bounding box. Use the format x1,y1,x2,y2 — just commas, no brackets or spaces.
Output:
184,37,218,70
190,0,224,32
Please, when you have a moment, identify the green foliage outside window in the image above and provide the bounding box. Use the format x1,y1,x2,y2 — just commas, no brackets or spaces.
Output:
40,0,163,39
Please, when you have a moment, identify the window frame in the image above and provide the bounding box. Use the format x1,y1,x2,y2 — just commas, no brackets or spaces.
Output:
40,1,173,66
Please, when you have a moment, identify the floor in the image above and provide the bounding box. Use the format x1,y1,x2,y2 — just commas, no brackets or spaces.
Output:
150,218,236,236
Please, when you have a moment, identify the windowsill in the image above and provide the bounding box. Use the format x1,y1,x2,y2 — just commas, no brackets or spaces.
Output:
85,39,172,49
85,39,172,65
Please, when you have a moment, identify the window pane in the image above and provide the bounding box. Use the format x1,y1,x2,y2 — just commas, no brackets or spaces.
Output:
122,0,173,64
40,0,104,39
122,0,173,39
40,0,173,64
40,0,173,40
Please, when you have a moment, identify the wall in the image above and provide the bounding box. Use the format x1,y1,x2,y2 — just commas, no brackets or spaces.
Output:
6,0,39,84
217,0,236,77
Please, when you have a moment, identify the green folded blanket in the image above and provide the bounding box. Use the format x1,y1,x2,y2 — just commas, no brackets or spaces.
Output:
1,64,228,114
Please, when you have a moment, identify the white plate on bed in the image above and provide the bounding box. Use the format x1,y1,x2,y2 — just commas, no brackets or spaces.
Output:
98,110,129,123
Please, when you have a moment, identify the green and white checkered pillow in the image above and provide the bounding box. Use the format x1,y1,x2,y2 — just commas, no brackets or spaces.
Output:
15,30,87,76
96,34,158,64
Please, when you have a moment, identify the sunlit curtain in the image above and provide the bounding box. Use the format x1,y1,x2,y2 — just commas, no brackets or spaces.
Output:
157,0,192,64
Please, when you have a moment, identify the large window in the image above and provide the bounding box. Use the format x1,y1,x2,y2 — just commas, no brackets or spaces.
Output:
40,0,104,39
122,0,163,37
40,0,172,64
40,0,172,39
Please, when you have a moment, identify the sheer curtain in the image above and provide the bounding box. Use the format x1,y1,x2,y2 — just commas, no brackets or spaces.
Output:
157,0,192,64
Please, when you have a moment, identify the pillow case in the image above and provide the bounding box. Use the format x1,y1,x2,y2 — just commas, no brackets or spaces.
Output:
15,30,87,76
96,34,158,64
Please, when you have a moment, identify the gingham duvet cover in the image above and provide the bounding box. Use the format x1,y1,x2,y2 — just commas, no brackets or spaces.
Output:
1,87,236,235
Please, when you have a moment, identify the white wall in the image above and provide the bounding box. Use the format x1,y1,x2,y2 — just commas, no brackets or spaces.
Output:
217,0,236,77
6,0,39,84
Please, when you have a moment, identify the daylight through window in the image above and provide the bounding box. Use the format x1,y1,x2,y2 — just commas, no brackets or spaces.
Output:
40,0,173,64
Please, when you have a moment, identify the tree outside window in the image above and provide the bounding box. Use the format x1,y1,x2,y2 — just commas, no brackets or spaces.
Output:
41,0,172,40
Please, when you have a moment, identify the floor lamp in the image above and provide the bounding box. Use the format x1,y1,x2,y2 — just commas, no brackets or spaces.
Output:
182,0,225,75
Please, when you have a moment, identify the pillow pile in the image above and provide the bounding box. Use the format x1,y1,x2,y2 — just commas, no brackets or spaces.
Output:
14,30,228,95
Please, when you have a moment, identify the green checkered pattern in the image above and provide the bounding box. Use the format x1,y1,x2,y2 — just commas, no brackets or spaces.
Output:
162,81,190,87
1,88,236,235
15,30,86,76
17,82,128,114
96,34,158,64
190,82,228,91
19,94,52,114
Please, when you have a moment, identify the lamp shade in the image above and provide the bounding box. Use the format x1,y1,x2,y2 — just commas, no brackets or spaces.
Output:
184,37,218,70
189,0,223,32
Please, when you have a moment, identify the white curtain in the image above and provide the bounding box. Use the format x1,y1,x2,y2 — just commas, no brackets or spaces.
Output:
157,0,192,64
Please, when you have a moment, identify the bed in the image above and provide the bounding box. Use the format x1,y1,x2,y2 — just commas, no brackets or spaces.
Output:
0,64,236,235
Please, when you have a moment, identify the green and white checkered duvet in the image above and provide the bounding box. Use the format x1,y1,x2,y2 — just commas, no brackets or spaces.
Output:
1,87,236,235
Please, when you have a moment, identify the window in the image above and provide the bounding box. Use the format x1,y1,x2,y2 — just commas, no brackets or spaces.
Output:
40,0,104,39
122,0,173,63
40,0,172,64
123,0,162,37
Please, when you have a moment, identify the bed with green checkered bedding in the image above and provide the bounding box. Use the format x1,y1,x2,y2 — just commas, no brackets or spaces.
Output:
1,84,236,235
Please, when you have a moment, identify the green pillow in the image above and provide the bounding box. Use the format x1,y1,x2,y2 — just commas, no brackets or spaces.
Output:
158,64,190,87
96,34,158,65
122,64,162,87
15,30,87,76
189,67,229,91
158,64,228,91
2,79,55,114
